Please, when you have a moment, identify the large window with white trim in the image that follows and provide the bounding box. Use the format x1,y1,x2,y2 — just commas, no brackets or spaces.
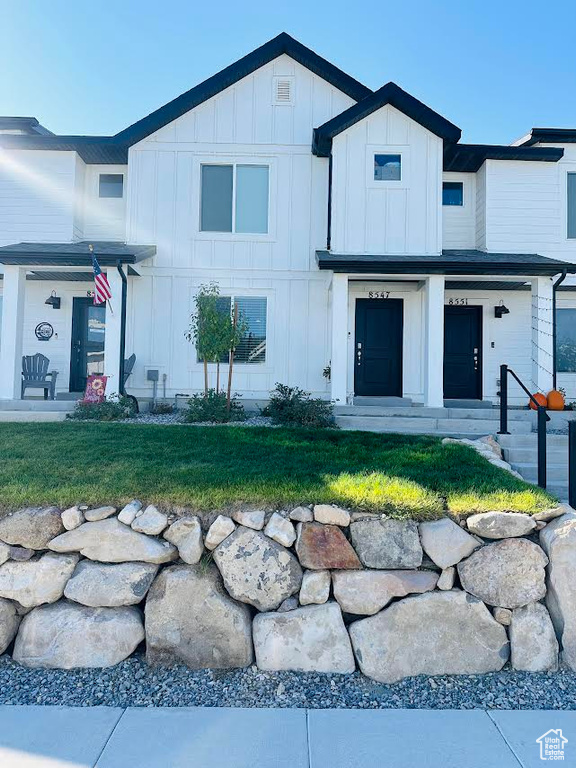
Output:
197,296,268,364
200,164,269,234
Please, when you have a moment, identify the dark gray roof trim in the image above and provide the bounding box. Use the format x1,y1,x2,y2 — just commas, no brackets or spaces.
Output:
115,32,372,146
443,144,564,172
316,249,576,277
0,134,128,164
0,241,156,266
313,82,461,156
0,116,53,135
516,128,576,147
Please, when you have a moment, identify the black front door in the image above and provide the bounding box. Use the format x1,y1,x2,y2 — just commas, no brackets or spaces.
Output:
70,298,106,392
443,305,482,399
355,299,403,396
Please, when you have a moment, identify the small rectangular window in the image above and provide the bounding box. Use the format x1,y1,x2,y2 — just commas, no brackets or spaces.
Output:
99,174,123,198
374,154,401,181
568,173,576,239
556,308,576,372
200,164,269,234
443,181,464,206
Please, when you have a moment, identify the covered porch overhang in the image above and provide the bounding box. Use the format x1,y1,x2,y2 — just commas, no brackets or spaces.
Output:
0,241,156,400
318,250,576,408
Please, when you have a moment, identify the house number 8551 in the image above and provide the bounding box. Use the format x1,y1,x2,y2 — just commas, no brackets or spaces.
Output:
447,298,468,305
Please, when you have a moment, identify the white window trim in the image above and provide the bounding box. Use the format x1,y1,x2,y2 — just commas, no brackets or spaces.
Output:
98,172,124,199
367,146,409,189
194,157,275,241
442,180,465,207
188,288,273,371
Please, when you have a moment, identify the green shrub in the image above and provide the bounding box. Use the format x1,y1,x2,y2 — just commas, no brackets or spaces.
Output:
184,389,246,423
149,401,175,415
263,383,335,428
67,395,136,422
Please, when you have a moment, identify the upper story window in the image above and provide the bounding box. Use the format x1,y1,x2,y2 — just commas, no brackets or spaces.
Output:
568,173,576,239
374,154,401,181
200,164,269,234
99,174,124,198
443,181,463,206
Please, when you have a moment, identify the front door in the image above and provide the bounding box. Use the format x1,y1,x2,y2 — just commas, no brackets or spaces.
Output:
443,305,482,399
355,299,403,396
70,298,106,392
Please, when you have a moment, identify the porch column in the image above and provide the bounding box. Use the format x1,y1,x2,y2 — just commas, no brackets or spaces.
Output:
0,266,26,399
331,273,349,404
424,275,445,407
103,268,123,395
531,276,554,394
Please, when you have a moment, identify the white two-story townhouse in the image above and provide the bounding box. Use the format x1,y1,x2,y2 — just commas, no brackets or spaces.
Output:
1,32,576,409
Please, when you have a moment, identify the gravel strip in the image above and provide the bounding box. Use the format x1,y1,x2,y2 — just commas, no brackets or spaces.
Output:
118,413,274,427
1,654,575,709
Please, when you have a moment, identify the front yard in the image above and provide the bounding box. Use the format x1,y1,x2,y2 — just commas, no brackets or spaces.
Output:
0,423,555,518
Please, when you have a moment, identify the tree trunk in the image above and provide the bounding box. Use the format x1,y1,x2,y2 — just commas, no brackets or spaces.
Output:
226,304,238,413
203,359,208,396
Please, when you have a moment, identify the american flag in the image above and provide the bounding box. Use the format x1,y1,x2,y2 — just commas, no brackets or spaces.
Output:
90,250,112,306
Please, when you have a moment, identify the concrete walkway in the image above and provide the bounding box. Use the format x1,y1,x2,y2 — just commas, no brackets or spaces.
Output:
0,706,574,767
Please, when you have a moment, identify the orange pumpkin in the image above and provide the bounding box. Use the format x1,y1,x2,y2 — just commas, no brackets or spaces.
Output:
529,392,548,410
547,389,565,411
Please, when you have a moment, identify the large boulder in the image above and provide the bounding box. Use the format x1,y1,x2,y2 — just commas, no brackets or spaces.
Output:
332,569,438,616
295,523,361,570
349,590,509,683
418,518,479,568
510,602,558,672
0,507,63,550
0,553,79,608
540,512,576,669
466,511,536,539
64,561,158,607
48,518,178,564
349,520,422,569
457,538,548,609
145,564,253,669
213,527,302,611
0,597,20,653
253,602,355,673
13,601,144,668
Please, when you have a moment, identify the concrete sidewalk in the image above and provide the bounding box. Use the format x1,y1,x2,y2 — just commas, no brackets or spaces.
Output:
0,705,574,767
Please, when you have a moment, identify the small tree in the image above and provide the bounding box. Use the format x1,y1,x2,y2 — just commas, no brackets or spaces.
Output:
186,283,247,403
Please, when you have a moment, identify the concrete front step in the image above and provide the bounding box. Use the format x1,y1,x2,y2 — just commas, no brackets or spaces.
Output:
505,447,568,463
510,463,568,483
335,415,531,435
497,434,568,448
0,399,76,412
335,406,529,421
0,411,68,422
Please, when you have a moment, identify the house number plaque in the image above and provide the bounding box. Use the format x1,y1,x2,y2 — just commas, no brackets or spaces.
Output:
447,298,469,306
368,291,390,299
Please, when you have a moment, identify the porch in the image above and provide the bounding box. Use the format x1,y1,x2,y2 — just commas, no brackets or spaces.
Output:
0,241,155,402
319,249,576,409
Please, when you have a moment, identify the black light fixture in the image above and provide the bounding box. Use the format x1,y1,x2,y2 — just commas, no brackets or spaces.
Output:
45,290,61,310
494,300,510,319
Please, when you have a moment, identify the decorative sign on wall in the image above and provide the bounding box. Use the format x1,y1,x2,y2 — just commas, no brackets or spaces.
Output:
82,375,108,404
34,322,54,342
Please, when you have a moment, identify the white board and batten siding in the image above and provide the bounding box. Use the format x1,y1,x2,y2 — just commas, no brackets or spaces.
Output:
123,55,354,398
441,172,476,249
330,104,443,255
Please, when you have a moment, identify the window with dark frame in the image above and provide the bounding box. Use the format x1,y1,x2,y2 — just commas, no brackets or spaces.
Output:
556,308,576,372
98,174,124,198
374,154,401,181
443,181,464,206
200,164,269,234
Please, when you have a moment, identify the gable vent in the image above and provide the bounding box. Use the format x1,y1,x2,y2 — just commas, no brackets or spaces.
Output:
273,76,294,105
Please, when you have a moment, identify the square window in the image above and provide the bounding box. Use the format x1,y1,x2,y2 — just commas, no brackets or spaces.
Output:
374,154,401,181
443,181,464,206
98,174,123,198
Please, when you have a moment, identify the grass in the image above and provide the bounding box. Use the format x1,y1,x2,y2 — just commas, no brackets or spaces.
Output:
0,423,556,520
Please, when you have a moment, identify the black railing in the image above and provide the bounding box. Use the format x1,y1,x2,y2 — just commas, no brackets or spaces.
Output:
569,421,576,508
498,364,549,489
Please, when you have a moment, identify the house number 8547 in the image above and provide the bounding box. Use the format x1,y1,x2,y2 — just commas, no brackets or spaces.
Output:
368,291,390,299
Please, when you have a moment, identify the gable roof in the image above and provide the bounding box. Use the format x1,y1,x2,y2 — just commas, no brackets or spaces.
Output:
313,82,461,156
114,32,372,146
513,127,576,147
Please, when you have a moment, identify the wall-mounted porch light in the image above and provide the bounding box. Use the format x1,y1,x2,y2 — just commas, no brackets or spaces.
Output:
494,300,510,319
45,290,61,310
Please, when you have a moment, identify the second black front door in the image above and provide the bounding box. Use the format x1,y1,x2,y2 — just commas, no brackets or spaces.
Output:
355,299,403,396
443,305,482,399
70,298,106,392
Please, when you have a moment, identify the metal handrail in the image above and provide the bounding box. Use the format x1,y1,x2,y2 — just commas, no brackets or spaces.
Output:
497,363,549,489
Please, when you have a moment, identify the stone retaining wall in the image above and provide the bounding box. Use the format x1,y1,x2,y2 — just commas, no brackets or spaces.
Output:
0,500,574,683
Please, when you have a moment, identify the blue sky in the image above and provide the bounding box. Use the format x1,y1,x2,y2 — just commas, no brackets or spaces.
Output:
3,0,576,144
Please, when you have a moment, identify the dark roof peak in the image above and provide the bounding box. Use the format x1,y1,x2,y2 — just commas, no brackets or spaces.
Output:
313,81,461,156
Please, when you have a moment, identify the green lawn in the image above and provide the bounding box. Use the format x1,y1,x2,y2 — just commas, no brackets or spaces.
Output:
0,423,555,519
